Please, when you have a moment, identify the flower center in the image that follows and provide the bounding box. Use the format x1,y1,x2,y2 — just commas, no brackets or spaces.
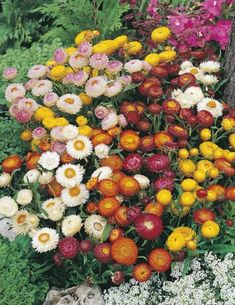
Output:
207,101,216,108
189,68,198,75
91,80,98,86
94,222,103,231
65,98,75,104
17,214,27,224
144,221,154,230
64,168,76,178
167,101,176,109
38,233,50,243
69,186,81,196
25,101,33,107
74,140,85,150
11,87,18,93
46,201,55,208
102,246,110,255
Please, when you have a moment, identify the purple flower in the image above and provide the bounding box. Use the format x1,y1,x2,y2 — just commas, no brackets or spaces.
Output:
53,48,68,64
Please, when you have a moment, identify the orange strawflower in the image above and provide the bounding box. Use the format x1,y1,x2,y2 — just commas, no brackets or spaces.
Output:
98,179,119,197
26,152,40,170
98,197,120,217
111,237,138,265
47,179,62,197
119,176,140,196
101,155,123,171
107,126,120,137
132,263,152,282
114,206,129,226
154,131,173,148
109,228,124,243
60,151,75,164
91,132,113,146
207,184,225,201
112,171,126,183
148,248,172,272
120,130,140,151
144,202,164,217
86,177,98,191
86,201,98,214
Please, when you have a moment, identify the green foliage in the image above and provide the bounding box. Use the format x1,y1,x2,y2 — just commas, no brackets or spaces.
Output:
0,0,51,53
0,237,49,305
37,0,129,45
0,39,62,106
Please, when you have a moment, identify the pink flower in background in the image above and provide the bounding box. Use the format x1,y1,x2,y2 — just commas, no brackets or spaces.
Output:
106,60,123,74
25,79,38,91
53,48,68,64
2,67,17,80
147,0,160,19
208,19,233,49
32,127,47,140
202,0,225,16
95,105,109,119
89,53,109,69
51,142,66,155
168,14,188,34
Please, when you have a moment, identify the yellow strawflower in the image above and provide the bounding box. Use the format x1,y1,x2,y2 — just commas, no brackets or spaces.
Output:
144,53,160,66
201,220,220,238
76,116,88,126
34,107,54,122
151,26,171,43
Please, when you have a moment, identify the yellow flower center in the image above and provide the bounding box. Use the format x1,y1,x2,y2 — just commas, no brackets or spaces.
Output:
16,214,27,224
64,168,76,178
167,101,176,108
94,222,103,231
189,68,198,74
38,233,50,243
207,101,216,108
102,246,110,255
65,98,75,104
46,201,55,208
74,140,85,151
11,87,18,93
144,221,154,230
69,186,81,197
25,101,33,107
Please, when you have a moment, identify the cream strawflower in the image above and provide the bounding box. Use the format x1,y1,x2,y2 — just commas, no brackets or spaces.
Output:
91,166,113,181
39,171,54,185
27,64,47,79
0,196,18,217
84,215,107,240
101,112,119,130
104,81,123,97
23,169,40,183
66,135,93,160
197,98,223,118
199,61,220,73
32,228,59,253
62,215,83,236
198,74,218,86
124,59,143,73
183,86,204,105
69,53,89,68
62,124,79,140
180,61,193,71
12,210,31,235
171,88,184,102
0,172,12,188
16,189,33,205
32,80,53,96
5,83,26,102
94,144,110,159
85,76,107,98
61,184,89,207
57,93,83,114
133,174,150,189
42,198,65,221
38,151,60,170
56,164,85,188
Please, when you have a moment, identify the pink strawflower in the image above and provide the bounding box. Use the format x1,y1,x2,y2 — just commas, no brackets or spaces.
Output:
118,114,128,127
106,60,123,74
89,53,109,69
32,127,47,140
50,127,66,142
69,53,89,68
2,67,17,80
85,76,107,97
53,48,68,64
51,141,66,155
62,73,75,85
101,112,119,130
43,92,58,107
25,79,38,91
72,71,89,87
77,42,92,57
5,83,26,102
18,98,39,112
95,105,109,119
27,65,47,79
105,81,123,97
118,75,132,86
15,109,32,123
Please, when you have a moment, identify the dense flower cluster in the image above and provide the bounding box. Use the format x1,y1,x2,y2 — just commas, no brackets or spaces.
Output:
0,26,234,285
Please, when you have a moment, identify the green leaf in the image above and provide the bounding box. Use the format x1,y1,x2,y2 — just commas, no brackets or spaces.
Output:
101,223,113,242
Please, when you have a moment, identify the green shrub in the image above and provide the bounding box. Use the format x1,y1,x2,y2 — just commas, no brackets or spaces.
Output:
0,237,49,305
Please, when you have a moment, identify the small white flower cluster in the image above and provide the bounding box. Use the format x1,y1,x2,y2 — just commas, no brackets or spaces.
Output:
103,252,235,305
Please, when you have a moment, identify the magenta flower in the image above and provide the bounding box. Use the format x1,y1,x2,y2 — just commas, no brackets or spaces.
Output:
202,0,225,17
15,109,32,123
168,14,189,34
208,19,232,49
32,127,47,140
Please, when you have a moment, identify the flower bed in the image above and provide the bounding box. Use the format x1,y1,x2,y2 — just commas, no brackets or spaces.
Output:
0,10,235,296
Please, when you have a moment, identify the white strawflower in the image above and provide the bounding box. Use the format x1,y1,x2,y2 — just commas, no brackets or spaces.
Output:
124,59,143,73
198,74,219,86
69,53,89,68
5,83,26,102
0,196,18,217
23,169,40,183
66,135,93,160
57,93,83,114
91,166,112,181
104,81,123,97
27,64,47,79
38,151,60,170
0,172,12,188
56,164,85,188
61,184,89,207
183,86,204,105
94,144,110,159
171,88,184,102
32,228,59,253
38,171,54,185
180,61,193,71
12,210,30,235
42,198,65,221
62,215,83,236
199,61,220,73
32,80,53,96
197,98,223,118
62,124,79,140
16,189,33,205
101,112,119,130
84,215,107,240
85,76,107,98
134,174,150,189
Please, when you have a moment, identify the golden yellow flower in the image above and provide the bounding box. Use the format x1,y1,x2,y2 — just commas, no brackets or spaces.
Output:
213,148,224,159
55,117,69,127
159,50,177,62
151,26,171,43
113,35,128,48
166,232,186,251
92,40,117,55
79,92,93,105
173,227,196,242
123,41,142,55
199,141,218,160
65,47,77,56
200,128,211,141
156,189,172,206
178,148,189,159
193,169,206,183
45,60,57,67
144,53,160,66
181,179,197,192
78,125,92,137
221,118,235,131
197,160,214,172
229,133,235,149
201,220,220,238
179,159,196,177
180,192,196,206
42,118,57,130
76,116,88,126
34,107,55,122
50,65,67,80
189,148,199,157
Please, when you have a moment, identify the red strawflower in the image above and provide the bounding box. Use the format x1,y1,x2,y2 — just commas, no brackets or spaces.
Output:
148,103,162,114
53,252,62,266
153,177,174,192
94,242,112,263
140,135,155,152
145,153,170,173
225,219,234,227
193,208,215,224
123,153,143,172
132,263,152,282
164,169,176,179
162,99,181,115
135,213,163,240
111,271,125,285
126,111,141,125
167,124,188,139
177,73,196,87
131,71,146,83
127,206,141,222
197,110,214,127
58,237,79,259
79,240,93,253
